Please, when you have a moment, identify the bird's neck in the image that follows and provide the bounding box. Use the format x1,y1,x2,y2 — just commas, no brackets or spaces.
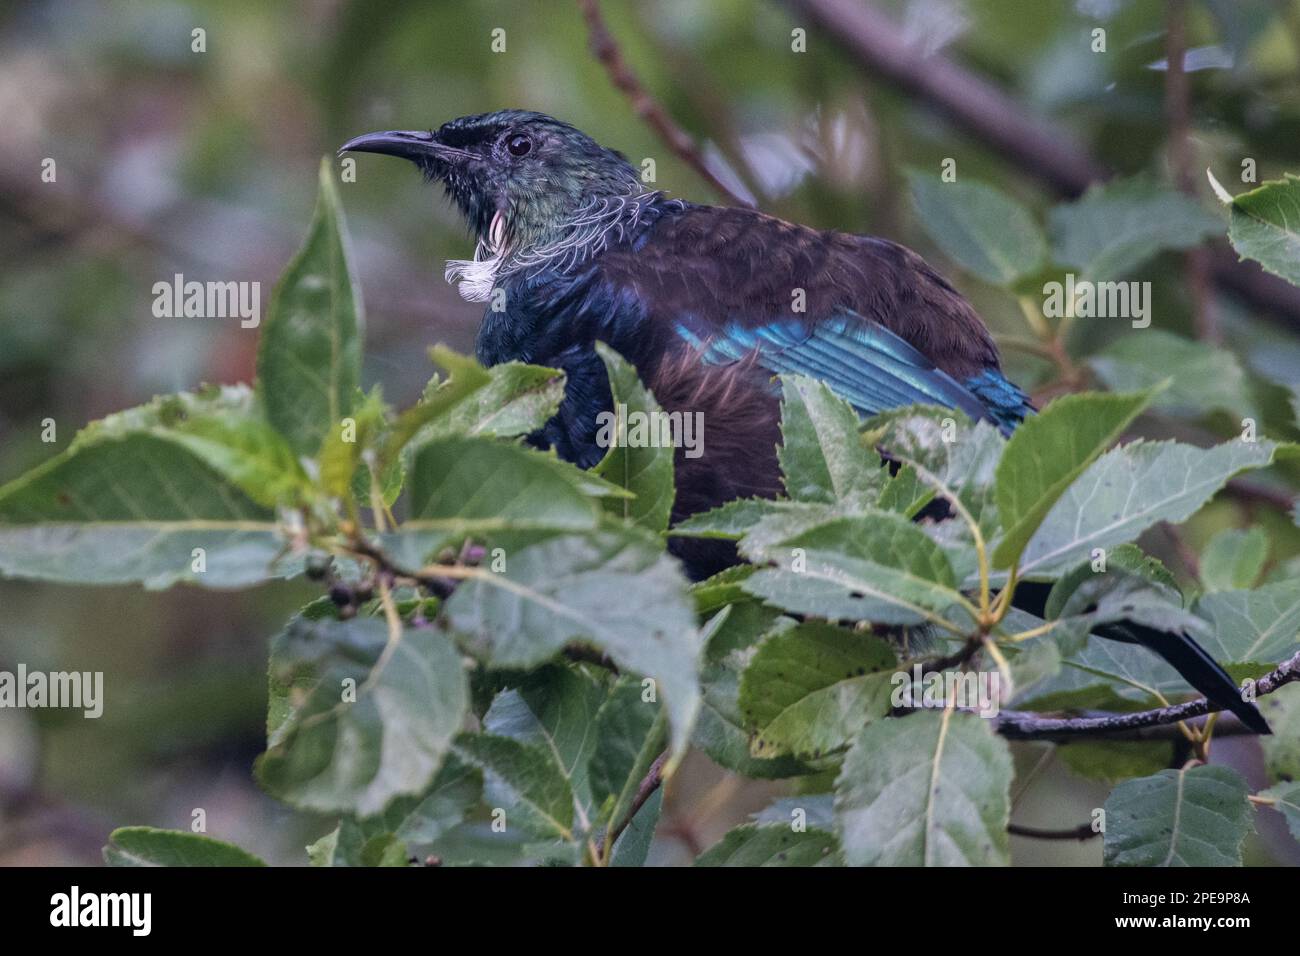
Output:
445,190,680,303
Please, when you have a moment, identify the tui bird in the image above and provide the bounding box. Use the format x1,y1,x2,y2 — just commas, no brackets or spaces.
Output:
341,110,1269,733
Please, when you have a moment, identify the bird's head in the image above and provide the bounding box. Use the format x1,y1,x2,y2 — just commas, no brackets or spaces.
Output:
339,110,642,254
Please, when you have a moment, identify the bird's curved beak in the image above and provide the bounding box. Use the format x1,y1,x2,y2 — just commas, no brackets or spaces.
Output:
337,130,476,164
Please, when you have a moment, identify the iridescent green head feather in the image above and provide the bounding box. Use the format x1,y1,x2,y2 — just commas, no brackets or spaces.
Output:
340,110,642,253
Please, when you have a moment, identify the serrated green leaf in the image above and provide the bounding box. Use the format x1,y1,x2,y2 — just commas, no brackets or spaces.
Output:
834,711,1013,866
1259,781,1300,842
454,732,575,841
104,827,265,867
258,159,363,457
993,390,1154,569
743,513,970,628
695,823,841,866
1224,173,1300,288
1016,438,1282,577
610,789,662,867
589,676,664,825
318,388,388,499
1044,544,1181,621
1200,527,1269,592
255,618,468,816
907,171,1047,286
1103,765,1252,866
591,342,676,532
386,436,603,565
443,528,699,765
672,497,807,540
778,375,883,505
693,603,808,778
417,360,564,441
307,823,408,867
484,666,608,825
360,753,483,849
0,433,283,589
739,621,897,759
1191,579,1300,664
1090,330,1258,421
1049,176,1220,281
1259,683,1300,784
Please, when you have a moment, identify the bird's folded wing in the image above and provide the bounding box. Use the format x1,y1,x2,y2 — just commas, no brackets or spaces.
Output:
674,310,1023,433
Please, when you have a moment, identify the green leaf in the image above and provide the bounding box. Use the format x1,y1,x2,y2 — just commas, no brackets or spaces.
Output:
1057,741,1174,785
307,824,409,867
695,823,841,866
1089,331,1258,421
0,433,282,588
610,789,662,867
104,827,266,866
1222,173,1300,288
318,387,388,499
454,732,575,841
834,711,1013,866
1200,527,1269,592
390,436,602,565
258,159,363,457
589,676,664,825
484,666,608,824
591,342,676,532
1259,781,1300,842
255,617,469,817
382,346,491,466
359,753,483,848
1044,544,1182,622
739,621,897,759
876,464,935,517
671,497,806,540
417,360,564,441
743,513,970,628
693,603,809,778
1259,684,1300,784
72,385,310,509
690,564,759,615
1103,765,1253,866
1016,438,1284,577
1193,579,1300,663
906,171,1047,286
1049,176,1220,281
993,390,1154,569
778,375,883,505
443,528,700,765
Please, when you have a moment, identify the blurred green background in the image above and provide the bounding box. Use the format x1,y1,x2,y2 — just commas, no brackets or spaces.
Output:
1,0,1298,865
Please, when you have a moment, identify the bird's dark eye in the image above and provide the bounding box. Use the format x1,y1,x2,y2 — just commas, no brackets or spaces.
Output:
506,133,532,157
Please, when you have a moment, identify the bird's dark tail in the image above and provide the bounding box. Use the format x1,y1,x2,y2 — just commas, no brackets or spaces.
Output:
1099,621,1271,734
1012,581,1271,734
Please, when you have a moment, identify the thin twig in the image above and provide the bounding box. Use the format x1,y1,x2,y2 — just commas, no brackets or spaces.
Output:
781,0,1300,333
1008,822,1100,841
995,649,1300,741
597,750,669,863
1164,0,1218,343
576,0,755,207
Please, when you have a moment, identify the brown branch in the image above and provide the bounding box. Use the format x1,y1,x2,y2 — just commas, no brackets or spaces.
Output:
577,0,755,207
1164,0,1218,343
344,534,458,598
782,0,1300,333
597,750,668,862
994,649,1300,741
1008,822,1100,841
